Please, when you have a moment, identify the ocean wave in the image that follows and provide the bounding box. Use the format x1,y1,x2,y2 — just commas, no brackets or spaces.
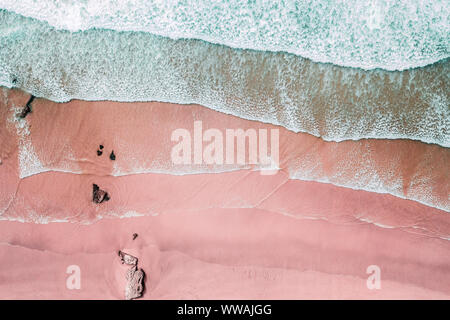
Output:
0,0,448,71
0,9,449,147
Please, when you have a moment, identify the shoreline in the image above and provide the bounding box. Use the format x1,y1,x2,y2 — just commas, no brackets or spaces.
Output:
2,88,449,211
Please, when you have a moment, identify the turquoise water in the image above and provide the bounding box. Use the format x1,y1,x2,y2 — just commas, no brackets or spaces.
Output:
1,0,448,70
0,5,449,146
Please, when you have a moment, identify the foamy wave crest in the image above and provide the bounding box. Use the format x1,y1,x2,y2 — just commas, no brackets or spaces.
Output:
0,0,448,71
0,10,449,147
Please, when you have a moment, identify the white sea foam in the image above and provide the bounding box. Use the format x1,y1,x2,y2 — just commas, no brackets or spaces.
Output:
0,0,448,70
11,155,449,212
0,10,448,147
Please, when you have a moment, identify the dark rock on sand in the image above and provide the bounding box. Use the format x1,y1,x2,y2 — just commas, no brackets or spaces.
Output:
92,184,110,204
18,95,35,119
118,250,138,266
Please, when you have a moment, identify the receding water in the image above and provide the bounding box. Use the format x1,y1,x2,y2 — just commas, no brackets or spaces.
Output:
1,0,448,70
0,4,448,146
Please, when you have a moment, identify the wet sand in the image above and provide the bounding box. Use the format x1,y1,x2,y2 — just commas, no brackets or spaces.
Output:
2,88,449,210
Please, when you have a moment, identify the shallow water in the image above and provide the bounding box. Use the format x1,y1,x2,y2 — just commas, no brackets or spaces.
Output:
0,9,448,146
1,0,448,70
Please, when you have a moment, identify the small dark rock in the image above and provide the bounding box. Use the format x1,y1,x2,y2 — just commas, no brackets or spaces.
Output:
18,104,31,119
18,95,35,119
99,145,104,149
110,150,116,161
97,150,103,156
132,233,138,240
118,250,138,265
92,184,110,204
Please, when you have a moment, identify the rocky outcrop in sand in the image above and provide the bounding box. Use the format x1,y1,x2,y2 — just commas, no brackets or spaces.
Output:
125,266,145,300
118,250,145,300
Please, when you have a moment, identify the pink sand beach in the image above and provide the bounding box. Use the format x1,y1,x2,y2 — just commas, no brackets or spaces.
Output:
0,88,448,299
